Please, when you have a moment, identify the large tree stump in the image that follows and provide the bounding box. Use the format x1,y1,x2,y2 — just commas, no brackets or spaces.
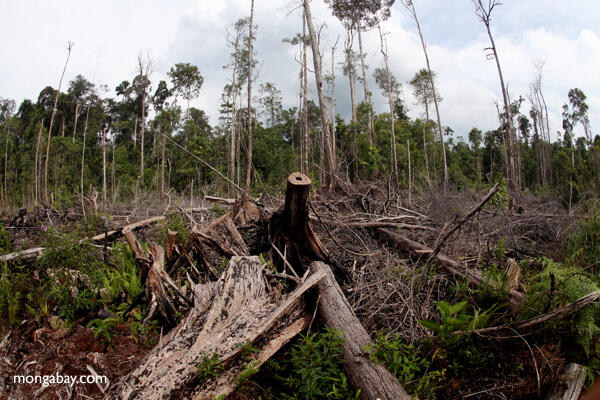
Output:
271,172,329,275
111,256,326,400
311,261,411,400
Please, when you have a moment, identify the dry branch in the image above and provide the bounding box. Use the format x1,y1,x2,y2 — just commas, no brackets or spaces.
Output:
91,215,166,242
377,228,525,307
312,261,410,400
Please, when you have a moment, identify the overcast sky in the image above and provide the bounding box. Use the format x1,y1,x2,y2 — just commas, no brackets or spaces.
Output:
1,0,599,142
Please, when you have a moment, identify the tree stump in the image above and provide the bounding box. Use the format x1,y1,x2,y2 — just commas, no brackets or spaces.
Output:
270,172,328,275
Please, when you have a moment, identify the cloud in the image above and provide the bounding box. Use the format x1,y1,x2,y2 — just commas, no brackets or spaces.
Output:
0,0,598,143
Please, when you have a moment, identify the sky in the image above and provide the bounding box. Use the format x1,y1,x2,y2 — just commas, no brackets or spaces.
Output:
1,0,599,142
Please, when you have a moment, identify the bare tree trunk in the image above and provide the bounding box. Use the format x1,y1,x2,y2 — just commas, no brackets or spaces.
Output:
111,140,116,202
407,139,412,206
356,24,373,147
80,106,90,216
161,133,166,195
102,127,107,204
133,116,138,149
404,2,447,190
138,55,151,182
378,23,398,183
34,120,43,204
330,38,339,160
475,1,516,192
229,68,238,196
45,42,73,204
423,123,431,187
303,0,336,189
72,101,80,144
245,0,255,198
303,11,309,175
4,121,9,205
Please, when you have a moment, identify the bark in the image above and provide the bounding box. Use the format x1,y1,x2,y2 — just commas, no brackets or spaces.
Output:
311,261,411,400
302,13,309,174
330,38,338,160
45,43,73,204
303,0,336,189
271,172,328,275
102,127,107,204
91,215,166,242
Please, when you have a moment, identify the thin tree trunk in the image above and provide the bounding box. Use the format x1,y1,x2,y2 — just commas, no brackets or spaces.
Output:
133,116,138,149
303,0,336,189
45,42,73,204
102,127,107,204
356,24,373,147
161,132,166,195
34,120,44,204
303,11,309,175
112,140,116,202
4,121,9,205
407,139,412,206
378,23,398,183
423,123,431,187
80,106,90,216
330,38,338,160
405,2,447,190
244,0,255,198
72,101,80,144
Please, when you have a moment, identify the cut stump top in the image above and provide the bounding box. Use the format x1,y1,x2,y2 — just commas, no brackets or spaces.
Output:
287,172,311,187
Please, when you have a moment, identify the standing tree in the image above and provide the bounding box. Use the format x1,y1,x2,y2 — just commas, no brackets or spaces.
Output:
44,41,73,204
473,0,516,192
303,0,337,189
402,1,448,190
375,22,399,182
410,68,442,185
528,61,552,187
167,62,204,122
0,98,16,205
341,28,360,180
327,0,394,148
245,0,256,198
134,54,152,181
259,82,283,127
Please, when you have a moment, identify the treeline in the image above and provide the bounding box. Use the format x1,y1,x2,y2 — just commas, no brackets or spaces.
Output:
0,0,598,210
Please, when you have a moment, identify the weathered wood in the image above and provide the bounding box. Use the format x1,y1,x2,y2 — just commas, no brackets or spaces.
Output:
271,172,329,275
0,247,45,263
91,215,166,242
112,256,325,400
204,195,236,205
377,228,524,307
547,363,586,400
190,213,249,278
165,228,177,263
311,261,411,400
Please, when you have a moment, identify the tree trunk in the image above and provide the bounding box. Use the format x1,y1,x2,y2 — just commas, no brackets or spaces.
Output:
133,116,137,149
34,120,43,204
378,23,398,182
245,0,255,198
80,106,91,216
406,2,447,191
102,127,106,204
356,24,374,147
311,261,411,400
303,11,309,175
330,39,338,160
45,43,73,204
72,101,79,144
303,0,336,189
407,139,412,206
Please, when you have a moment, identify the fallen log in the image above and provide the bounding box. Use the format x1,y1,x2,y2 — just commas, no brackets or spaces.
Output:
377,228,525,307
0,246,45,263
311,261,411,400
204,195,236,205
547,363,586,400
91,215,166,242
270,172,329,275
111,256,325,400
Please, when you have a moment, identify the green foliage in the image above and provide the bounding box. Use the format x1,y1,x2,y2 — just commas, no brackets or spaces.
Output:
157,213,190,246
281,328,358,400
77,213,106,236
419,301,495,345
520,258,600,357
368,333,445,399
197,352,223,384
87,316,121,344
566,214,600,271
0,262,23,326
0,223,12,253
101,243,142,302
236,360,260,386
